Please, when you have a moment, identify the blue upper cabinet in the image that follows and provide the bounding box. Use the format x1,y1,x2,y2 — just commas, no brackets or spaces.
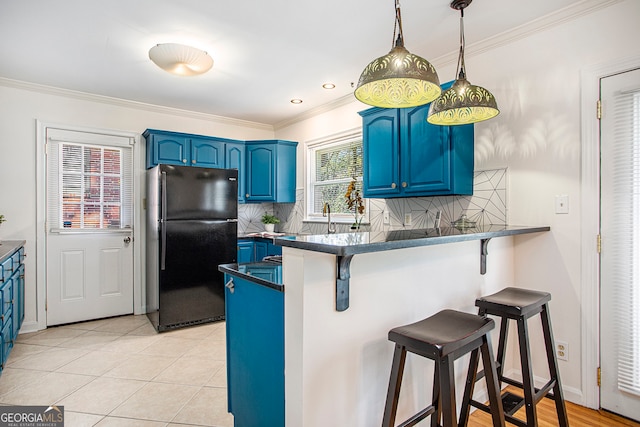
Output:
144,129,237,170
226,142,246,203
190,137,224,168
245,140,297,203
359,86,474,198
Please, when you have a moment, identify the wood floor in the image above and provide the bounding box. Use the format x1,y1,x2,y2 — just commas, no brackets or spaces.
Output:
467,387,640,427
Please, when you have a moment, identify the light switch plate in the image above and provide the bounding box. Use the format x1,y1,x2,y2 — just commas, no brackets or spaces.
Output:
404,213,412,226
555,195,569,214
383,211,390,225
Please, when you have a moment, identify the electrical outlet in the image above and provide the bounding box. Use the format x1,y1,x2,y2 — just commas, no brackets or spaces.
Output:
404,213,412,226
556,340,569,361
383,211,390,225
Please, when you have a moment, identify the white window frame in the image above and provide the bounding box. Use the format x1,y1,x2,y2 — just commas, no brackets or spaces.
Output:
305,129,369,224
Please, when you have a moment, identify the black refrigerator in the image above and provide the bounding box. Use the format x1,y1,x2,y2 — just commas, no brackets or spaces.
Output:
146,164,238,331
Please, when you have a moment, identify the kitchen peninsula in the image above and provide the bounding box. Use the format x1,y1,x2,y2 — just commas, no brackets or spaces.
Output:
221,225,549,426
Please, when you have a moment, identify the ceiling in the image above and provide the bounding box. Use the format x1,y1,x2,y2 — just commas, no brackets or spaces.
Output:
0,0,598,127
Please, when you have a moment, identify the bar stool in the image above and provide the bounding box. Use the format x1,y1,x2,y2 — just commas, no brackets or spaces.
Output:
382,309,505,427
459,287,569,427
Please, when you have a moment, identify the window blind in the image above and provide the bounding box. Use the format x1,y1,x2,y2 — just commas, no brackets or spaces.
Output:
311,140,363,215
46,128,134,232
609,89,640,396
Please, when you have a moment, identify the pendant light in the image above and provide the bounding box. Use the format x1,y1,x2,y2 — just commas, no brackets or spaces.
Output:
354,0,441,108
427,0,499,125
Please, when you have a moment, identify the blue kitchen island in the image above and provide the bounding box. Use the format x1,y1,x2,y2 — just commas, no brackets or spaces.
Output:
220,225,550,427
219,261,284,427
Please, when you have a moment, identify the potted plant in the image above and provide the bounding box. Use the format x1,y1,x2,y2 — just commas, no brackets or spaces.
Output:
261,213,280,233
345,179,365,230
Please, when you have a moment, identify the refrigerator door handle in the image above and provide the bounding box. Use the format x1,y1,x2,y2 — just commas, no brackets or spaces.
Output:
160,171,167,271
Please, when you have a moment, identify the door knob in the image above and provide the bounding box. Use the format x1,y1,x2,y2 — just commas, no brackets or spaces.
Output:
124,236,132,244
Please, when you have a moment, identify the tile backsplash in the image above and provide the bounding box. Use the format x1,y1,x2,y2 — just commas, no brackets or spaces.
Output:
238,168,507,235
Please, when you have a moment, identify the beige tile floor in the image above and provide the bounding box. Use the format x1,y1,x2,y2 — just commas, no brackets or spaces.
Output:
0,315,234,427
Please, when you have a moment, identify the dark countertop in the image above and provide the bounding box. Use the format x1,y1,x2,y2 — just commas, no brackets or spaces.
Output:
0,240,26,262
238,233,297,244
219,262,284,292
273,225,550,256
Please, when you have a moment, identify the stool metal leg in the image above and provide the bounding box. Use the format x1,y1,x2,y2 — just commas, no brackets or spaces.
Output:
383,344,407,427
517,316,538,426
540,304,569,427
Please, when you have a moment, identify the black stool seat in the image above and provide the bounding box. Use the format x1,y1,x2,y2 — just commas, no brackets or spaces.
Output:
476,287,551,317
383,309,505,427
389,309,495,359
459,287,569,427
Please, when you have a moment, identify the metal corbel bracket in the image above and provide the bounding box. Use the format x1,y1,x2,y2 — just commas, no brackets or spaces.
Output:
480,238,491,275
336,255,354,311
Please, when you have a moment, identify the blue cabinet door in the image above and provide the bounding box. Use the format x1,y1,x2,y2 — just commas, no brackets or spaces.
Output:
401,104,453,194
224,274,284,426
237,240,254,263
190,137,224,168
360,82,474,198
151,135,188,167
226,142,245,203
245,144,275,202
254,241,268,262
361,109,401,197
267,242,282,256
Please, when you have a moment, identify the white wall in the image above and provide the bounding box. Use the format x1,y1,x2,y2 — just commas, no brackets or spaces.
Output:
0,83,274,332
275,0,640,407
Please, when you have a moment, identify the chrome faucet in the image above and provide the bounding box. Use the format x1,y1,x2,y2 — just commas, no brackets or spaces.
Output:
322,202,336,234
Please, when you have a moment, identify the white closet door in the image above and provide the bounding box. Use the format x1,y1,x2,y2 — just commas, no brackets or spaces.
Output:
600,67,640,421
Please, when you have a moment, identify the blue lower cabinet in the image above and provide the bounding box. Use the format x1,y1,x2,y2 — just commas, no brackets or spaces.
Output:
224,273,284,426
0,242,25,373
237,240,254,263
254,241,267,262
267,242,282,256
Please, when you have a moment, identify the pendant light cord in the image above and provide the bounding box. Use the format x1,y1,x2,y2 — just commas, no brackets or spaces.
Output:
456,7,467,80
392,0,404,48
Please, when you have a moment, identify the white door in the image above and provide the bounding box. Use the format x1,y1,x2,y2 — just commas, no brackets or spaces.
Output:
45,128,134,326
600,67,640,422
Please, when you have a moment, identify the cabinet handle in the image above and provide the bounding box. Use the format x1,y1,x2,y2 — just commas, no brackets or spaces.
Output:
391,183,397,189
182,159,187,163
402,182,407,188
245,194,250,198
225,278,235,294
192,159,196,164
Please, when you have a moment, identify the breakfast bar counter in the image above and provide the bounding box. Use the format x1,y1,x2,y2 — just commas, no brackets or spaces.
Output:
276,225,549,312
221,225,550,426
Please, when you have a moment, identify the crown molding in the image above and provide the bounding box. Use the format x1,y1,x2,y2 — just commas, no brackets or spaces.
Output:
430,0,623,68
0,77,273,132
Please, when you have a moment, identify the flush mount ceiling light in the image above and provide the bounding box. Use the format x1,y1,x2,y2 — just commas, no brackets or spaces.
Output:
354,0,441,108
148,43,213,76
290,98,303,104
322,83,336,89
427,0,499,125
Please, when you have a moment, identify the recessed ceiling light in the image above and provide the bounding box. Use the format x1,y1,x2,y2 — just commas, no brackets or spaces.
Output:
149,43,213,76
322,83,336,89
290,99,303,104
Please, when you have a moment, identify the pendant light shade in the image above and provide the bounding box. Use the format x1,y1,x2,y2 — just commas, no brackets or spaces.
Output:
355,0,441,108
427,0,499,125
